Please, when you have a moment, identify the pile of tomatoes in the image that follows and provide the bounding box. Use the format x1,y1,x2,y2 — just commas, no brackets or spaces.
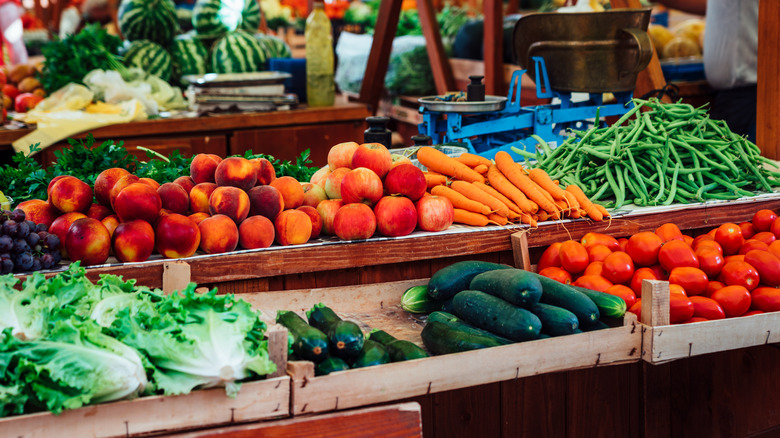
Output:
537,209,780,324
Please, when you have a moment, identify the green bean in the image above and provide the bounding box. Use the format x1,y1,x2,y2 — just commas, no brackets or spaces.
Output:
580,147,617,161
663,163,681,206
591,101,645,143
625,149,649,198
622,165,646,205
588,180,610,202
604,163,621,208
702,172,755,196
669,139,731,172
733,142,772,191
695,182,719,200
643,112,657,135
704,144,742,176
615,165,626,208
690,151,705,188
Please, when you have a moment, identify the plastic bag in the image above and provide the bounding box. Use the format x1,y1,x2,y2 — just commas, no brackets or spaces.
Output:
32,83,95,112
83,68,188,115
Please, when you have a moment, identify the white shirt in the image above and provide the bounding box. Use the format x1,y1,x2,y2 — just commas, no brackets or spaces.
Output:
703,0,758,90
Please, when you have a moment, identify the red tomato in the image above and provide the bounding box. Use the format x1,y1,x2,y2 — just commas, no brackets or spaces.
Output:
683,235,694,247
739,239,769,255
693,234,715,247
744,250,780,286
670,294,695,324
538,242,562,271
710,285,751,317
580,232,619,251
744,310,764,316
628,298,642,320
719,260,760,291
724,254,745,264
668,267,708,296
714,223,744,256
584,261,604,276
769,240,780,259
601,251,635,285
682,316,709,324
649,265,667,280
573,275,613,292
587,244,612,263
605,284,637,308
705,280,725,297
617,238,628,252
693,239,723,255
753,209,778,232
14,93,44,113
658,240,699,272
750,287,780,312
669,284,687,296
770,217,780,239
630,267,659,297
689,296,726,320
655,223,684,243
559,240,589,275
539,266,572,284
625,232,664,267
752,231,777,245
695,246,724,278
739,222,755,239
707,228,717,238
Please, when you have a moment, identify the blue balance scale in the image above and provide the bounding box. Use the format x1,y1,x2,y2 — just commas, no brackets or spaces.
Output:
417,8,655,161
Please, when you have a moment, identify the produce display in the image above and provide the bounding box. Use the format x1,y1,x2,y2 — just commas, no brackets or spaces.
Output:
0,264,277,417
648,19,705,60
1,63,46,116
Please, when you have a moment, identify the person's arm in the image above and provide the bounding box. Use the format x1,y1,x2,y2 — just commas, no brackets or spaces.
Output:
655,0,706,16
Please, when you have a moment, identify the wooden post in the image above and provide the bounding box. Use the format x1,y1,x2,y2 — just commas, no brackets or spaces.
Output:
510,231,531,271
162,261,191,294
757,0,780,159
267,324,289,379
640,279,670,327
416,0,456,95
358,0,403,113
483,0,504,96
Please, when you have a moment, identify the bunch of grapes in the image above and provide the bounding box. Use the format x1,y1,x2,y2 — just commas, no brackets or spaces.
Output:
0,209,62,274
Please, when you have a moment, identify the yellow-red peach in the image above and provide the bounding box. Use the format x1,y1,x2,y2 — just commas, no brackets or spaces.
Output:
316,199,344,235
65,217,111,266
188,212,211,226
208,186,250,223
247,185,284,221
158,182,190,215
174,176,196,194
274,209,312,246
49,176,93,213
215,156,257,191
50,212,88,257
327,141,359,170
198,214,239,254
16,199,59,228
238,215,275,249
189,182,218,214
302,183,328,208
155,213,201,258
139,178,160,190
114,183,162,223
310,165,331,188
102,214,120,238
112,219,155,263
189,153,223,184
109,174,140,208
251,157,276,186
324,167,350,200
94,168,130,207
297,205,322,239
270,176,305,210
86,203,113,221
46,175,68,200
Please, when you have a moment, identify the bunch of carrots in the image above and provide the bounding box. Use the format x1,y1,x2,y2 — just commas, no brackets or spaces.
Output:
416,147,609,227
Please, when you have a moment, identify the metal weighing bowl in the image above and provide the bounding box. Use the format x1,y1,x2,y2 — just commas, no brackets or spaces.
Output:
513,8,653,93
418,95,508,113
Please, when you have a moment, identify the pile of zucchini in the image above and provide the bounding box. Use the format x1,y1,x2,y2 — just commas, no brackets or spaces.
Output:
411,261,628,355
276,303,429,376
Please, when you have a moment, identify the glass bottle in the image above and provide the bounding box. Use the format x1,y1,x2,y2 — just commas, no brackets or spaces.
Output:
305,2,335,107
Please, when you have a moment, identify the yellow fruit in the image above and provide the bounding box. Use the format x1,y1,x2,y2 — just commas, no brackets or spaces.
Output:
0,190,11,211
648,24,675,57
662,37,702,59
673,19,706,50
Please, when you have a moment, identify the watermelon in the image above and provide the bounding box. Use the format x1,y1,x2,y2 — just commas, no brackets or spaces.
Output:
171,33,209,82
193,0,261,38
118,0,179,45
254,33,292,59
210,30,266,73
123,40,173,81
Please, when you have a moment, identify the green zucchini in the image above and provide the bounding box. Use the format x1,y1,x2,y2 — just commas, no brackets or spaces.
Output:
452,290,542,342
306,303,364,359
276,310,329,363
569,284,628,318
529,272,601,328
421,321,506,355
428,261,512,301
401,285,442,314
530,303,579,337
315,357,350,376
368,329,429,362
351,340,390,368
469,268,543,308
427,311,513,345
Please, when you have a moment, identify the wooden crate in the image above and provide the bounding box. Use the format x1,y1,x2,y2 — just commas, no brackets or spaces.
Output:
0,327,291,438
640,280,780,364
242,279,642,416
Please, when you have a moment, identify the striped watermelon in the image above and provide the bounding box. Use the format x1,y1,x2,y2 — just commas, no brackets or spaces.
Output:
171,33,209,82
193,0,260,38
123,40,173,81
118,0,179,45
210,30,266,73
254,33,292,59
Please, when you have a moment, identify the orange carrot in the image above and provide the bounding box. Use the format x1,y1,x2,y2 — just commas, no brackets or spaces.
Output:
431,185,491,215
537,210,551,222
486,165,539,214
416,147,485,184
528,168,567,201
455,153,493,168
453,208,492,226
487,213,508,226
473,181,523,218
450,180,511,218
473,164,489,175
565,185,603,221
426,169,442,176
494,152,559,218
424,173,448,188
554,199,568,213
595,203,610,218
562,190,580,212
522,213,538,227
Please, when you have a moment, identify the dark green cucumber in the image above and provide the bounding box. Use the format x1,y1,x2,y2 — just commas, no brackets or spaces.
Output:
306,303,342,332
401,285,442,314
368,330,429,362
529,272,600,328
421,321,506,355
351,340,390,368
569,284,628,318
428,261,512,301
427,311,513,345
276,310,329,363
315,357,350,376
530,303,579,337
469,268,543,308
441,298,456,314
452,290,541,342
581,320,610,332
306,303,364,359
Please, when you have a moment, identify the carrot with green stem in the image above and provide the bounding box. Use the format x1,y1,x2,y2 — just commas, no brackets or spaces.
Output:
431,185,492,215
494,152,559,218
486,165,539,214
416,147,485,183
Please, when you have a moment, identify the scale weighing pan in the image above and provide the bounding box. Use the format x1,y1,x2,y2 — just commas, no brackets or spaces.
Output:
513,8,653,93
418,95,507,113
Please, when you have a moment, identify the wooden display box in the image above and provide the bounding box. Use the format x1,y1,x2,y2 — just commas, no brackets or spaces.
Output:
0,327,291,438
640,280,780,364
243,279,642,417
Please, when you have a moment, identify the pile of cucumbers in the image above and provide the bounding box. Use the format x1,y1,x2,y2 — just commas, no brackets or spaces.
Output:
417,261,628,355
276,303,429,376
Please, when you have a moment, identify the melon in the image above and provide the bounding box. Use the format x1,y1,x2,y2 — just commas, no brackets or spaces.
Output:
210,29,267,73
118,0,179,45
123,40,173,81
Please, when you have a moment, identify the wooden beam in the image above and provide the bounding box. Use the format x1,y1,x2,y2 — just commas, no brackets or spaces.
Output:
416,0,455,94
483,0,504,96
757,0,780,159
358,0,403,113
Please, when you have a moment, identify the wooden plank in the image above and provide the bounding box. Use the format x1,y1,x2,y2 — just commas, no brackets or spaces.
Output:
483,0,504,96
642,361,671,438
416,0,455,95
430,384,502,438
757,0,780,160
0,377,290,438
267,325,289,379
166,402,422,438
511,231,531,271
358,0,403,113
162,261,191,294
500,373,568,438
641,280,670,327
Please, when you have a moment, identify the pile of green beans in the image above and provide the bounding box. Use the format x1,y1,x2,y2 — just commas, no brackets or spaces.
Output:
515,98,780,208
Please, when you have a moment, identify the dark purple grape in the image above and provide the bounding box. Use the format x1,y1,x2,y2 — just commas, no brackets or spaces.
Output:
12,239,30,254
2,220,18,237
25,220,35,230
31,256,42,272
26,232,40,247
16,221,30,239
35,223,47,233
0,257,13,274
43,234,60,251
40,253,54,269
9,209,25,223
13,252,33,272
51,251,62,264
0,235,11,252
